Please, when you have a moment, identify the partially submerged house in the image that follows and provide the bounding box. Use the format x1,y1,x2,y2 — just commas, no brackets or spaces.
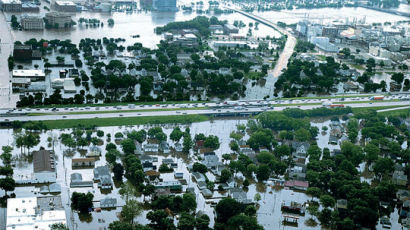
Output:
93,165,113,189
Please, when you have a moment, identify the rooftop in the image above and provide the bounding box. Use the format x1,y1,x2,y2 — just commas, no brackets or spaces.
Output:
33,150,55,173
12,69,45,77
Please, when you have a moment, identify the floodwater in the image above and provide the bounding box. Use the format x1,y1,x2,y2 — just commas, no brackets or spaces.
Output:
0,119,320,230
0,116,406,229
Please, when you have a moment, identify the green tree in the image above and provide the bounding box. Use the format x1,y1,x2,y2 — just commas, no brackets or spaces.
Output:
108,221,133,230
121,138,136,155
215,198,242,223
364,143,379,164
71,192,94,213
320,194,335,208
294,128,312,141
203,135,220,149
192,162,208,173
170,127,183,143
256,164,271,181
178,212,195,230
112,163,124,181
50,223,69,230
146,210,176,230
121,199,142,225
220,168,232,183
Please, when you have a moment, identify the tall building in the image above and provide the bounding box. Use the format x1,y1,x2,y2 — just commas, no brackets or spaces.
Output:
153,0,177,11
44,11,72,28
21,15,44,30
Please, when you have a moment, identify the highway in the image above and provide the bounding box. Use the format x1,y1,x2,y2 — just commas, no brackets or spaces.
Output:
0,98,409,122
0,94,408,115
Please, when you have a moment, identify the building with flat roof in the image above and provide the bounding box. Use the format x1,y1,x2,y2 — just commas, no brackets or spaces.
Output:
12,69,45,82
11,78,30,93
223,24,239,34
63,78,76,93
21,15,44,30
1,0,22,12
6,196,66,230
152,0,176,11
54,0,76,12
45,12,72,29
13,45,33,61
33,149,56,183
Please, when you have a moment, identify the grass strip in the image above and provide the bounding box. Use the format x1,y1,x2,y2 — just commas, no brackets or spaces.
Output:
27,107,207,116
26,114,209,129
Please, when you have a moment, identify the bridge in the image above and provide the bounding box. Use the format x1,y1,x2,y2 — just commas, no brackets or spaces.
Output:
224,7,289,36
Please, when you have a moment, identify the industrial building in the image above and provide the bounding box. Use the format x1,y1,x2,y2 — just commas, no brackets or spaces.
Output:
6,196,66,230
54,0,77,12
45,12,72,28
12,69,46,82
1,0,22,12
152,0,176,11
21,15,44,30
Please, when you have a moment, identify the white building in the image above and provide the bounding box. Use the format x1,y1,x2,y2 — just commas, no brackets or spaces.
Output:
63,78,76,93
21,15,44,30
6,197,66,230
12,69,45,81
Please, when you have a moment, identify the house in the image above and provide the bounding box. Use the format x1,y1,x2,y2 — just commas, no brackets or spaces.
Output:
144,144,159,153
174,172,183,179
49,183,62,193
162,158,175,166
63,78,76,93
86,146,101,157
201,189,213,198
142,161,157,172
229,188,252,204
336,199,348,212
343,81,360,91
192,172,206,182
220,177,236,190
134,142,143,155
33,149,56,183
100,197,117,208
392,170,408,186
288,166,307,181
70,173,93,188
284,180,309,191
155,181,182,191
240,146,255,155
281,201,306,215
291,142,309,158
93,165,113,189
145,170,160,180
174,143,183,152
160,141,170,154
397,190,410,202
197,181,207,190
202,153,222,169
72,158,96,167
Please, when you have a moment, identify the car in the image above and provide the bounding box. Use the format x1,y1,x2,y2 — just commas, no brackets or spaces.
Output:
176,111,181,113
183,112,187,115
62,116,67,118
52,107,57,111
119,114,123,117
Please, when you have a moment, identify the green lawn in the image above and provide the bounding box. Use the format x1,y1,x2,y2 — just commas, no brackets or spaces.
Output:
26,114,209,129
350,64,365,70
28,106,208,116
23,100,208,109
377,107,410,117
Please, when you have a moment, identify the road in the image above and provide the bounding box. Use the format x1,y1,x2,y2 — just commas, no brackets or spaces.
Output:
224,6,297,99
1,99,409,122
0,12,18,109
